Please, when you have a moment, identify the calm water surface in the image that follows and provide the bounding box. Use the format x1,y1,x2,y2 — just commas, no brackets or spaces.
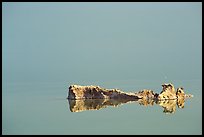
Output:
2,79,202,135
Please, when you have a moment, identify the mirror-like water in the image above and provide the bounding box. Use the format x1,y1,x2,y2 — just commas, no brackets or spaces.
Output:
2,80,202,135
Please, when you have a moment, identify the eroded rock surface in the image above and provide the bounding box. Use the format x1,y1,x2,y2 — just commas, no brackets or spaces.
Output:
68,85,140,100
67,83,193,100
158,83,177,100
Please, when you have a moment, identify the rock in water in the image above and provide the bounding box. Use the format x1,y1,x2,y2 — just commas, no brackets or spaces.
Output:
68,85,141,100
158,83,177,100
67,83,193,100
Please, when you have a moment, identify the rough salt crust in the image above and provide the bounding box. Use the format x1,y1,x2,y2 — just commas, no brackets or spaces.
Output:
67,83,193,100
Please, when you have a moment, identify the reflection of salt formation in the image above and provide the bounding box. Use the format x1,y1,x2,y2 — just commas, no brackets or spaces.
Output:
177,98,185,108
68,99,136,112
138,98,185,114
138,99,155,106
68,98,186,114
156,100,177,114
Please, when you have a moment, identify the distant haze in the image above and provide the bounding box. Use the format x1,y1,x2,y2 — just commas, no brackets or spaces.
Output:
2,2,202,83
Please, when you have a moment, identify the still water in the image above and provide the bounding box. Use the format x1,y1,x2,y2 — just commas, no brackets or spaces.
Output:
2,79,202,135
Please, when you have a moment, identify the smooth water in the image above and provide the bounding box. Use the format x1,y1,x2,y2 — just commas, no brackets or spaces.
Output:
2,79,202,135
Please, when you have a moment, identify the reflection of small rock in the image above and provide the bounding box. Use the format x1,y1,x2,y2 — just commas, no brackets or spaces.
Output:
156,100,177,114
138,98,154,106
177,98,185,108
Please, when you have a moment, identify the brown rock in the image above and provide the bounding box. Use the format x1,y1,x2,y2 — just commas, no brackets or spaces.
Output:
158,83,177,100
176,87,185,99
68,85,141,100
67,83,193,100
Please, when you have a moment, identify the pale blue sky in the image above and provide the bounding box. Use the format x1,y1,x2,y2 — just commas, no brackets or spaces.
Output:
2,2,202,83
